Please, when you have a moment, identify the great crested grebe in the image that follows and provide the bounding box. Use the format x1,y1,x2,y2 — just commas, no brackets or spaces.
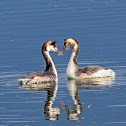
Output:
60,38,115,79
19,41,59,84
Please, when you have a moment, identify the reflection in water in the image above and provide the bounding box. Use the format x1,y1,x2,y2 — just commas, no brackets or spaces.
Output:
67,79,82,120
19,81,60,120
77,77,115,89
19,81,57,91
19,77,114,121
44,84,60,120
67,77,115,120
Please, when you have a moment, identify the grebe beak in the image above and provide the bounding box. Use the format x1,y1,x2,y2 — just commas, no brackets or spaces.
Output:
54,47,61,55
58,39,67,56
58,47,66,56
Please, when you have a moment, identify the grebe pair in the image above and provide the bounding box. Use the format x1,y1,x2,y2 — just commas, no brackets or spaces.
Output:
19,38,115,84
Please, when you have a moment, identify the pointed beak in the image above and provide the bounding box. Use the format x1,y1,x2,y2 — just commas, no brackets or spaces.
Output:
58,39,67,56
55,47,59,53
58,47,66,56
54,47,62,55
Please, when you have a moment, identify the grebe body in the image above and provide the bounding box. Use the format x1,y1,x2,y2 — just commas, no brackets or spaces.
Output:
61,38,115,79
19,41,59,84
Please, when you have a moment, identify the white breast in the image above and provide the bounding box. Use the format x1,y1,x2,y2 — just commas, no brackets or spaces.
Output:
66,58,76,79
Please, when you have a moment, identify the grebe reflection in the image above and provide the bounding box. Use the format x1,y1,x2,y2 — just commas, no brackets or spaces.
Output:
66,77,114,120
44,84,60,120
19,82,60,120
67,79,82,120
19,77,114,120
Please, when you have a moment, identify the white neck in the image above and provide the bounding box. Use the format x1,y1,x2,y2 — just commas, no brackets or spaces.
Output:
43,51,57,77
66,50,78,79
49,52,57,77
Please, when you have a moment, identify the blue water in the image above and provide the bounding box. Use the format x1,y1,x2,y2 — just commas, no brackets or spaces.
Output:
0,0,126,125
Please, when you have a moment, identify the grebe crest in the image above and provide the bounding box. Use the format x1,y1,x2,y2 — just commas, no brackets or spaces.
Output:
19,40,59,84
60,38,115,79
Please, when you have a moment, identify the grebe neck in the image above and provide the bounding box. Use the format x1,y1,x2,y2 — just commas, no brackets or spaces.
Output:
42,50,57,77
67,46,79,78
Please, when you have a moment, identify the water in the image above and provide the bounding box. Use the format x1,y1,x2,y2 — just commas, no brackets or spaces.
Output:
0,0,126,125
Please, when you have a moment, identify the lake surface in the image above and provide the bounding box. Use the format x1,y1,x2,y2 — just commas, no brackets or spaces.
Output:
0,0,126,125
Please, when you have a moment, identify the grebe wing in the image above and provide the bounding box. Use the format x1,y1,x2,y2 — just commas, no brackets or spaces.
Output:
20,71,55,79
79,65,107,74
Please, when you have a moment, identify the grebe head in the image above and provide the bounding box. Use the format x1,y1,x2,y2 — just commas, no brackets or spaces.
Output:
42,41,59,53
59,38,79,55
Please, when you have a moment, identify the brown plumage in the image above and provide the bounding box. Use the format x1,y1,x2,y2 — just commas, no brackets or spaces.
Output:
60,38,115,79
79,65,107,75
19,41,59,84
